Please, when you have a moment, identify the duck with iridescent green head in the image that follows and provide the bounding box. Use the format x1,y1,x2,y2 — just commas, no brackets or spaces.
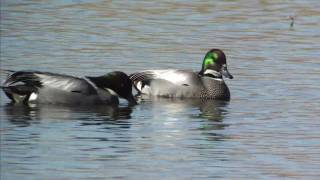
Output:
130,49,233,100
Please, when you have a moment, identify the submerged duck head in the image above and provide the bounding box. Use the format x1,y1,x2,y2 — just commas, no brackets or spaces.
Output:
87,71,137,105
199,49,233,79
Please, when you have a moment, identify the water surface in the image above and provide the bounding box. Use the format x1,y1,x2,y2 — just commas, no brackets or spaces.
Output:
1,0,320,179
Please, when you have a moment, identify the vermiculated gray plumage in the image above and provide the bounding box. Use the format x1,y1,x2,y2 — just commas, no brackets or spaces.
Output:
130,69,230,100
129,49,233,100
2,71,136,105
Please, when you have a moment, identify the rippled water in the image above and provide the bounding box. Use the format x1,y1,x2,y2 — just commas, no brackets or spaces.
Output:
1,0,320,179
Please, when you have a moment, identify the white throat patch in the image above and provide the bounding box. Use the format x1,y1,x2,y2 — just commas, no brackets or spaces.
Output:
204,69,221,77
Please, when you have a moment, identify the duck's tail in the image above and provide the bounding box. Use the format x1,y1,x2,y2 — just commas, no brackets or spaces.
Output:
0,68,22,102
0,69,16,83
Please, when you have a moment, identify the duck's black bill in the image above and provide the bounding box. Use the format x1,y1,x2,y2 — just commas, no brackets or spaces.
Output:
127,94,138,106
221,65,233,79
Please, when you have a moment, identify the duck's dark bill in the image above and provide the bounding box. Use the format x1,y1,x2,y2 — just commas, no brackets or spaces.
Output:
221,65,233,79
127,94,138,105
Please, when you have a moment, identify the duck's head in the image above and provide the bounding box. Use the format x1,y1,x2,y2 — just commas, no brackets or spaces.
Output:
199,49,233,79
89,71,137,105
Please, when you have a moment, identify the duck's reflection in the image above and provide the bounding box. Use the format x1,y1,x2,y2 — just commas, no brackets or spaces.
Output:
2,102,133,127
138,96,229,121
137,96,230,141
3,97,230,142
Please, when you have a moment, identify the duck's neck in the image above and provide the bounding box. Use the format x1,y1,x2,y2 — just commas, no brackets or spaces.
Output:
199,69,222,79
86,76,112,89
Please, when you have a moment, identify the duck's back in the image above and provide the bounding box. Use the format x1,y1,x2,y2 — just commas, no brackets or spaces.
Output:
2,71,119,105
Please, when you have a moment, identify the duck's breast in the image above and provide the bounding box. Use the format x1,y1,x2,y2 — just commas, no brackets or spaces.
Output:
201,78,230,100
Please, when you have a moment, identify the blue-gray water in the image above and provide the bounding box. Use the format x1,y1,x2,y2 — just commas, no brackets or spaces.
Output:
1,0,320,179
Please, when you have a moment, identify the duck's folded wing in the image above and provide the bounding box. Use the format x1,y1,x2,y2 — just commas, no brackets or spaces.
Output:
129,69,199,94
130,69,196,85
3,71,97,95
